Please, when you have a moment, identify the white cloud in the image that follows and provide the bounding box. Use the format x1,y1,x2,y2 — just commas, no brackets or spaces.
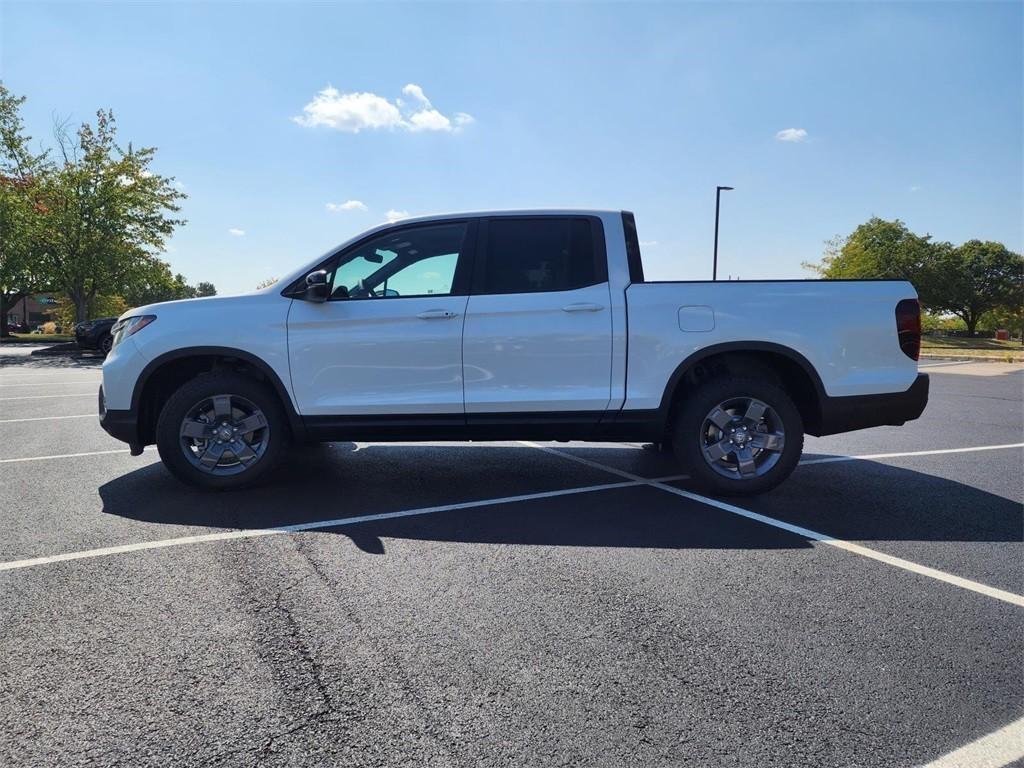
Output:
909,185,921,193
326,200,368,212
228,228,246,236
776,128,808,143
385,209,410,223
640,240,658,247
294,83,473,134
173,180,186,190
408,109,452,132
401,83,430,106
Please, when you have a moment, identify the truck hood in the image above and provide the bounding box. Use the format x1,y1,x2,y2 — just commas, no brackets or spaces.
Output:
119,292,273,321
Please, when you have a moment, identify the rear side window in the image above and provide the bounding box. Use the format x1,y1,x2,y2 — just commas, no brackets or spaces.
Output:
480,217,605,295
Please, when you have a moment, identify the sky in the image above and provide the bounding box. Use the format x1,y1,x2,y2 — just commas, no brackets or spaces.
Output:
2,1,1021,295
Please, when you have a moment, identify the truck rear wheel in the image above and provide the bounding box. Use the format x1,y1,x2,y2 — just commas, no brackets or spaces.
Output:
672,376,803,496
156,371,289,490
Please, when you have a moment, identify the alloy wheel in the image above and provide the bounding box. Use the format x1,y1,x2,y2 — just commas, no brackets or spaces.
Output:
178,394,270,476
699,396,786,480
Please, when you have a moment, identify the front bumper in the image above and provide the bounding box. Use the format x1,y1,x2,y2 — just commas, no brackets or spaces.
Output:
813,373,929,437
98,386,143,455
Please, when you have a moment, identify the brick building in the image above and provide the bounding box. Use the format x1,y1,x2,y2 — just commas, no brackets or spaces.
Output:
5,294,60,330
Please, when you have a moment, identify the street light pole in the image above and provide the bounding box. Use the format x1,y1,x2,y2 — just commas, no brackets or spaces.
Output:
713,185,733,281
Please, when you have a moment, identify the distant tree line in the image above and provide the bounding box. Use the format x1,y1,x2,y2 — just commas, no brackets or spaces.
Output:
0,83,214,336
805,218,1023,337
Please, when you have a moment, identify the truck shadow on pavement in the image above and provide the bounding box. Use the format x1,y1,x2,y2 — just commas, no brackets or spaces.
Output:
97,444,1024,555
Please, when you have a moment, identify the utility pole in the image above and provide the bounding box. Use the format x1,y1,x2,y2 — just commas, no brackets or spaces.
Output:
713,185,733,281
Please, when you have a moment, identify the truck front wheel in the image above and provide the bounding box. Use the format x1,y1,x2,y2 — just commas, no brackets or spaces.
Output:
672,377,804,496
156,371,289,490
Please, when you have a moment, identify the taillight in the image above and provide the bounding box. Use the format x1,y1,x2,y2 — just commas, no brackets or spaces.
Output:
895,299,921,361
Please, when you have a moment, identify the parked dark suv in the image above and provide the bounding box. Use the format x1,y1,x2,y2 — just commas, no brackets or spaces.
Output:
75,317,118,355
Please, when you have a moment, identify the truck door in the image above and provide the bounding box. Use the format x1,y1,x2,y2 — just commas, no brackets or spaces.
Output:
287,221,474,416
462,216,613,417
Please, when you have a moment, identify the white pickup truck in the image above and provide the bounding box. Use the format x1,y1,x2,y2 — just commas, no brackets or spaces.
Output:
100,210,928,495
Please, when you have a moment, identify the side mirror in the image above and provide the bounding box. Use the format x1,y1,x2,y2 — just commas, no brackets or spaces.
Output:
303,270,330,303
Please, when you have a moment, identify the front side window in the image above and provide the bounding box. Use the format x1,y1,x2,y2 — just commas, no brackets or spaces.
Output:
329,222,467,299
481,217,603,295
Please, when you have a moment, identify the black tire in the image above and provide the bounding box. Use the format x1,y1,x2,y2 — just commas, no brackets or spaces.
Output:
672,376,804,497
98,333,113,355
156,371,289,490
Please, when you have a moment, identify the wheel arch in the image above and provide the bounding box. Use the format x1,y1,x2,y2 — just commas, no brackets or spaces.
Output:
132,347,302,446
658,341,826,435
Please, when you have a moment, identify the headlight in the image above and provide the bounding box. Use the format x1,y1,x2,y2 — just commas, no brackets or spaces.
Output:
111,315,156,348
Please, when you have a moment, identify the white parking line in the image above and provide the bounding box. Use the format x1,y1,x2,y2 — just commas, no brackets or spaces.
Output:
918,361,979,368
520,442,1024,609
0,393,96,401
800,443,1024,465
0,475,686,572
0,449,130,464
918,714,1024,768
0,381,99,389
0,373,101,381
0,414,96,424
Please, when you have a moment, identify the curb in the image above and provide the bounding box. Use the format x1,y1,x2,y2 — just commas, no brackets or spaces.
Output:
26,342,101,358
920,353,1023,363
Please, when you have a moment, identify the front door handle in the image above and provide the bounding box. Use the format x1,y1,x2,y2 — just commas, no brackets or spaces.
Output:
417,309,459,320
562,303,605,312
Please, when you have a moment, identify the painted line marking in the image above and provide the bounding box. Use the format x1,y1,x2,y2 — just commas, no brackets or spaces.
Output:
0,381,99,389
0,449,130,464
0,372,100,380
918,714,1024,768
0,414,95,424
0,374,99,382
0,475,687,573
0,393,96,401
801,443,1024,466
918,360,979,368
520,442,1024,609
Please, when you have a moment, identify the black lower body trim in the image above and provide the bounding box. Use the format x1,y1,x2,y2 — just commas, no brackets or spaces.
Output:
300,410,668,443
98,386,144,455
813,373,929,436
301,411,623,442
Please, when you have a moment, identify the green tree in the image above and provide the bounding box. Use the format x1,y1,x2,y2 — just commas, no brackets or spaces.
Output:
39,110,186,322
804,217,942,304
979,305,1024,340
52,293,128,329
122,258,187,306
122,260,217,307
0,83,51,337
193,281,216,297
929,241,1023,336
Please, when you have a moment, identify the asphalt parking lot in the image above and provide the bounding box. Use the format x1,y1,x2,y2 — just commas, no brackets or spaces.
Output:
1,349,1021,768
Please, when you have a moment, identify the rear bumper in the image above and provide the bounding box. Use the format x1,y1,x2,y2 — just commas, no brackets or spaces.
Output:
98,386,144,455
813,373,929,436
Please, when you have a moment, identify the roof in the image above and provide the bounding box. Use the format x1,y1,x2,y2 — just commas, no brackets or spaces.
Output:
384,208,623,226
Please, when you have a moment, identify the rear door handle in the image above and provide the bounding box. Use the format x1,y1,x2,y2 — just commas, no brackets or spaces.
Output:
562,303,605,312
417,309,459,319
